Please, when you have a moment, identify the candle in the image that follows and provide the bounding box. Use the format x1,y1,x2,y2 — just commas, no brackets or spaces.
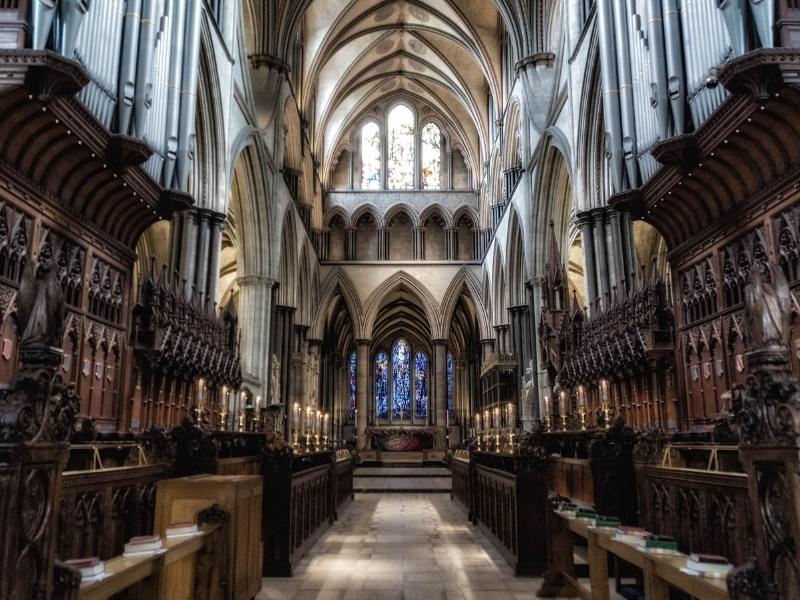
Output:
544,395,550,415
508,403,514,428
256,395,261,409
494,407,499,429
484,410,489,431
475,413,481,433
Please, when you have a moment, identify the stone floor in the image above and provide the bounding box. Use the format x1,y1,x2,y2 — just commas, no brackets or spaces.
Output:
353,467,451,477
257,494,607,600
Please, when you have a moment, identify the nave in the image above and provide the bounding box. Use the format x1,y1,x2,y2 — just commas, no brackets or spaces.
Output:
258,494,577,600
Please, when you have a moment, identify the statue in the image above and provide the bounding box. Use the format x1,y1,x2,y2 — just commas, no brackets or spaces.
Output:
521,359,535,415
15,256,65,349
270,354,281,405
743,263,792,350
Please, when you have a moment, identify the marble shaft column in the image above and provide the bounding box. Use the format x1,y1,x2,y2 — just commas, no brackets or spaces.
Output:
576,211,598,313
169,213,184,275
591,207,610,308
206,212,225,304
346,227,356,261
356,340,370,449
526,280,541,422
194,210,211,301
180,209,199,297
434,340,447,448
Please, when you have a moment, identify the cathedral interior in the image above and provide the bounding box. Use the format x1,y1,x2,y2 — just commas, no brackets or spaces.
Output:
1,0,799,599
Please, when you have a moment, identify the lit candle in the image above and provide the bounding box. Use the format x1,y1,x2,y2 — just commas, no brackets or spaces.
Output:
494,407,500,429
256,395,261,409
475,413,481,433
544,395,550,415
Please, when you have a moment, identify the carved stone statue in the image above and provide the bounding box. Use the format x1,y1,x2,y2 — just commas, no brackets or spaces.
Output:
270,354,281,405
15,257,65,349
744,263,792,350
521,359,535,416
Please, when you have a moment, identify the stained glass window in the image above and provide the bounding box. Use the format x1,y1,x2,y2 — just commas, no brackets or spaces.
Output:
348,351,357,419
414,352,428,419
421,123,442,189
375,351,389,419
361,121,381,190
446,351,455,418
392,338,411,418
387,105,415,190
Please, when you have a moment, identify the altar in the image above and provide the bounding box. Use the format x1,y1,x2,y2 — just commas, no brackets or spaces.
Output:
367,427,435,451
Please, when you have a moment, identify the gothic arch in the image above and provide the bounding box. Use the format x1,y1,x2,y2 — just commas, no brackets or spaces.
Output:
277,209,299,308
351,204,384,228
419,204,452,228
362,272,442,340
492,246,508,325
312,268,364,341
506,207,527,307
440,266,492,340
384,204,420,228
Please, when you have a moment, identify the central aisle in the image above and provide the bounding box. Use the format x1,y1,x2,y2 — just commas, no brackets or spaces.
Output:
257,494,544,600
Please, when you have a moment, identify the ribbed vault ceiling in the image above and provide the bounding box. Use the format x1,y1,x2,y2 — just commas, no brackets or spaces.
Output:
299,0,503,179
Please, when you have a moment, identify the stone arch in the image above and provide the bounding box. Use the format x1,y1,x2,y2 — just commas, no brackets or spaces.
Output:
440,266,492,340
277,209,298,308
383,203,420,228
312,268,364,341
492,246,508,325
506,207,527,307
362,271,442,340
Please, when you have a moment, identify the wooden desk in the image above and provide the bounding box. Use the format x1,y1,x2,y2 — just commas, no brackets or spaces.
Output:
545,510,729,600
77,523,222,600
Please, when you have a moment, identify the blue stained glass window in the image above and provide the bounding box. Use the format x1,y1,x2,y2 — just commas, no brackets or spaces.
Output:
348,351,357,419
414,352,428,418
392,339,411,418
446,352,455,418
375,351,389,419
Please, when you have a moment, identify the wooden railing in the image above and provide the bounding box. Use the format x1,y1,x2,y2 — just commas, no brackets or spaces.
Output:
450,451,473,519
547,457,594,506
637,464,753,566
261,450,355,576
333,450,354,517
472,452,548,575
58,464,169,561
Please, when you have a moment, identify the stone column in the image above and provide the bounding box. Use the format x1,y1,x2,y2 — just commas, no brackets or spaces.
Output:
413,226,424,260
207,212,225,304
236,275,276,397
591,207,610,309
377,227,388,260
194,209,211,301
356,339,370,449
180,209,199,297
434,340,448,448
345,227,356,261
168,212,184,275
607,208,626,292
576,210,598,314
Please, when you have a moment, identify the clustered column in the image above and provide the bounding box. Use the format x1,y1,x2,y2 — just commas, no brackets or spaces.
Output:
170,207,227,303
578,207,638,314
356,340,370,449
433,340,448,448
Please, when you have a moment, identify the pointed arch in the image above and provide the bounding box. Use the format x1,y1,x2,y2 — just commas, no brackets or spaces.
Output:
440,266,492,340
277,208,298,307
362,271,442,340
312,268,364,340
506,207,527,307
492,246,508,325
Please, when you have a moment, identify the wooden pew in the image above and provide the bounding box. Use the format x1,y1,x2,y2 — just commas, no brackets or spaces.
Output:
541,506,728,600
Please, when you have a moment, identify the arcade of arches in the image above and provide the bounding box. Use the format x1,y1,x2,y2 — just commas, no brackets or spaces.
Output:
1,1,800,599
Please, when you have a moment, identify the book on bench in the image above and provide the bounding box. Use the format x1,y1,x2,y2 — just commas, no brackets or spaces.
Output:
166,522,199,538
682,554,734,578
64,557,105,582
123,535,164,557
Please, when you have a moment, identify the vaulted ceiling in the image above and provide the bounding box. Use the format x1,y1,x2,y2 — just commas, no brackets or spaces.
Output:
296,0,505,184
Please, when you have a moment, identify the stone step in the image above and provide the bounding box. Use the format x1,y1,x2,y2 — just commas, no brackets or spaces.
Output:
354,467,451,477
353,476,452,493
